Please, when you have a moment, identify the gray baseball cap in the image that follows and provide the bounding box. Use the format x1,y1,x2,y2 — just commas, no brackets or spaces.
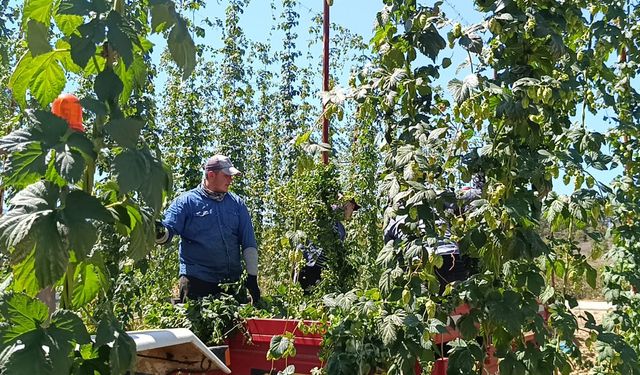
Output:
204,154,241,176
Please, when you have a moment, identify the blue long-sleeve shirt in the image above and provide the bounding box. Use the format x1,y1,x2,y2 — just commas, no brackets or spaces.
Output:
162,187,257,283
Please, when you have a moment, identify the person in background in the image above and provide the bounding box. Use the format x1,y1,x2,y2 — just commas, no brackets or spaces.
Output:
155,154,261,304
384,174,484,293
297,197,360,293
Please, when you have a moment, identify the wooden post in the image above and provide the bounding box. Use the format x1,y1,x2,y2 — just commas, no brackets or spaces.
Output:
322,0,330,164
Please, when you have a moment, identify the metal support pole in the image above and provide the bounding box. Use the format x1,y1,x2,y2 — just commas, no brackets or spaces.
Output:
321,0,330,164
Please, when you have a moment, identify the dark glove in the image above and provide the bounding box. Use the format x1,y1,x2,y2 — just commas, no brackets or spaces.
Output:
245,274,261,304
155,220,169,244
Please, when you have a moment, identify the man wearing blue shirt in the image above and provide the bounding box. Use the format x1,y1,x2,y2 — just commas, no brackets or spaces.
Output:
155,155,261,303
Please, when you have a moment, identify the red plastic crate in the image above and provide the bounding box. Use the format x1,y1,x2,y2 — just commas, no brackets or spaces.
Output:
227,318,324,374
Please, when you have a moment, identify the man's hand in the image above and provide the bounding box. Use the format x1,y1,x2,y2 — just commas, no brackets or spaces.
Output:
245,274,261,304
155,221,169,244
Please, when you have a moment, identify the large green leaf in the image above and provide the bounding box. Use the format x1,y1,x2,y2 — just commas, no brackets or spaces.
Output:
53,7,84,37
57,0,91,16
267,335,296,360
33,110,69,145
10,251,39,296
448,74,479,105
79,96,108,117
95,316,136,374
0,182,68,288
55,40,83,74
150,2,176,32
0,334,51,375
33,214,68,288
415,24,446,61
54,146,85,183
49,310,91,345
30,52,67,107
69,33,96,69
0,111,94,187
107,12,134,68
0,293,48,344
62,190,112,259
67,132,97,160
140,155,170,213
114,54,147,103
94,68,124,102
66,220,97,259
2,143,48,188
113,149,149,194
9,50,67,108
127,205,155,260
167,18,196,79
0,294,90,374
71,260,107,308
0,181,56,251
64,190,113,223
22,0,53,27
104,118,143,149
0,130,33,153
9,52,37,108
26,20,51,56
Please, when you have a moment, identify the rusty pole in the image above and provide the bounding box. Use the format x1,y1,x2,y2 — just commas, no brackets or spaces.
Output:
321,0,330,164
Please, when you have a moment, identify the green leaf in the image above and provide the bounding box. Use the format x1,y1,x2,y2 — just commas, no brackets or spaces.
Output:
67,220,97,259
167,19,196,79
0,293,48,343
379,314,400,345
107,12,134,68
67,132,97,160
114,54,147,103
9,52,36,107
0,294,90,374
30,51,67,107
127,206,155,260
113,149,149,194
139,152,170,213
2,143,47,188
415,24,446,61
10,252,39,296
53,10,84,36
150,3,176,32
448,74,478,104
79,97,108,116
54,40,82,74
33,214,68,288
69,33,96,68
49,310,91,345
0,335,51,374
95,317,136,374
104,118,143,149
71,260,107,308
0,129,34,153
57,0,90,16
22,0,53,27
26,20,51,56
459,32,482,54
267,335,296,360
0,182,67,288
94,68,123,102
585,265,597,289
64,190,113,223
33,110,69,144
54,146,85,183
109,330,136,374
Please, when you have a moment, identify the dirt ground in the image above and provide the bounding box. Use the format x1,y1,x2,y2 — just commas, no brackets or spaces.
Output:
571,308,607,375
